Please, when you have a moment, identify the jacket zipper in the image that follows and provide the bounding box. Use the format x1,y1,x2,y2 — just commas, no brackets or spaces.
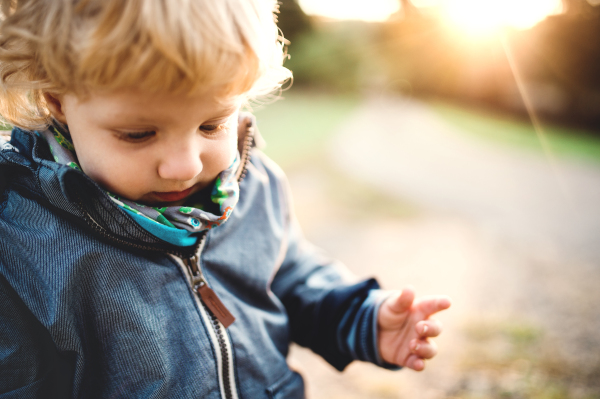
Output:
179,236,238,399
180,122,254,399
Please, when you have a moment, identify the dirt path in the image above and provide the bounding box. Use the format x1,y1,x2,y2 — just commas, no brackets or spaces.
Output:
330,95,600,261
285,95,600,398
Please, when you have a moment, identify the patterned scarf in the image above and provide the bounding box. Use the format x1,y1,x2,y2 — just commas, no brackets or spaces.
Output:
39,122,240,233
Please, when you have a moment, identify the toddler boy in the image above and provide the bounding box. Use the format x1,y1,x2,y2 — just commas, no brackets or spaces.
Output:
0,0,450,397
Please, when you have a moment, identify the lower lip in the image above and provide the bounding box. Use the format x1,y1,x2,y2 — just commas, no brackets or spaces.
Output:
153,187,193,202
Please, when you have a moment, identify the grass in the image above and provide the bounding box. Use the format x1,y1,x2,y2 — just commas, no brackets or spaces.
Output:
254,91,600,167
456,316,600,399
430,101,600,164
249,89,360,168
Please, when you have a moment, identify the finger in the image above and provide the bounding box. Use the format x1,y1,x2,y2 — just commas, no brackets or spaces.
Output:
405,353,425,371
410,338,438,359
416,319,443,338
416,295,452,317
387,286,415,314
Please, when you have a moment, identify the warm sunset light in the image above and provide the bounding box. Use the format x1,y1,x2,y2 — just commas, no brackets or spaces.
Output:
299,0,564,30
441,0,563,34
298,0,399,22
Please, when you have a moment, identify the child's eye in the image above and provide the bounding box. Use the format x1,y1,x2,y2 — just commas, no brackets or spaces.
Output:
200,124,225,134
118,131,156,142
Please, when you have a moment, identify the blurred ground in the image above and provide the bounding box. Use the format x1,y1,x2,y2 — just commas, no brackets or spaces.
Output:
263,94,600,398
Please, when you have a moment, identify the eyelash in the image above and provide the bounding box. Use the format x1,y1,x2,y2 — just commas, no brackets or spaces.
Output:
200,123,226,134
118,123,227,142
119,131,155,142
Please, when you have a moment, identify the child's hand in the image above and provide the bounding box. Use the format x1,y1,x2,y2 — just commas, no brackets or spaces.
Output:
377,287,451,371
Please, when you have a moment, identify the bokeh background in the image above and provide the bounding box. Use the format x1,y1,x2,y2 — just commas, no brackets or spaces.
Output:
251,1,600,398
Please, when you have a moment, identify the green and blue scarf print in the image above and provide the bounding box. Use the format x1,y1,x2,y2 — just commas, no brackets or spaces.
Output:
39,122,240,243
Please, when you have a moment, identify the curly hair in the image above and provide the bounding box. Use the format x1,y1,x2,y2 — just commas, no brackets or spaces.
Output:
0,0,291,129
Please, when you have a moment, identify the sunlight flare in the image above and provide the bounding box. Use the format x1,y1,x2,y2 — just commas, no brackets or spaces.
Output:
299,0,563,31
442,0,563,34
298,0,399,21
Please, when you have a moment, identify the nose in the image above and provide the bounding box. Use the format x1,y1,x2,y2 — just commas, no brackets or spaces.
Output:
157,140,202,181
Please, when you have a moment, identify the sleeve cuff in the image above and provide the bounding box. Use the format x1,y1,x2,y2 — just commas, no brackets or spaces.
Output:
369,290,402,370
338,289,401,370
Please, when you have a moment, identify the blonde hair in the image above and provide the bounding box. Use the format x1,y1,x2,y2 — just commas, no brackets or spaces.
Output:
0,0,291,129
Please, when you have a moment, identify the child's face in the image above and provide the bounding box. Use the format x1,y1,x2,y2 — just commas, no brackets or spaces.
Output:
51,89,241,206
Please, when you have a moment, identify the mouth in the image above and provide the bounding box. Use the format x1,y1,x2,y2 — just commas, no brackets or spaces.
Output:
151,187,194,203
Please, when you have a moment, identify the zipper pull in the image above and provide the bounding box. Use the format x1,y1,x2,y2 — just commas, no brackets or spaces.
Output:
196,281,236,328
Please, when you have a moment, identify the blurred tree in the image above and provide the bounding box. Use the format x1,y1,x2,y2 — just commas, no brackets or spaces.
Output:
511,1,600,128
378,0,600,131
283,21,375,92
277,0,312,43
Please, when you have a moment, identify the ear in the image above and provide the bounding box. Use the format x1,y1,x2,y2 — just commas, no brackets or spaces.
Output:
43,93,68,124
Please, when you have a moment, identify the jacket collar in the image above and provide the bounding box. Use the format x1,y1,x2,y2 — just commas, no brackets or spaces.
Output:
0,113,257,257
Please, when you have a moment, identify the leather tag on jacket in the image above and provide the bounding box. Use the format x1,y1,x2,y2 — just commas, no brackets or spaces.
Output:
197,284,236,328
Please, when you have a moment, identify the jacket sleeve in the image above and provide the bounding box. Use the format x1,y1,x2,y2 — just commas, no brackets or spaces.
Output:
268,164,392,371
0,272,75,398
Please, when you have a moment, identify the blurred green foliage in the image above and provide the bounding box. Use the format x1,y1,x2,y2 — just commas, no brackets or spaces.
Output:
277,0,600,132
284,21,380,93
277,0,370,92
277,0,312,43
431,101,600,163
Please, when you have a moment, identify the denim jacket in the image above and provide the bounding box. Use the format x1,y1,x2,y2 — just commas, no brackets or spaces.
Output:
0,120,388,399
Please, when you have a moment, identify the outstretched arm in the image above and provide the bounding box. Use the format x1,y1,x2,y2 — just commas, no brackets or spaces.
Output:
378,287,451,371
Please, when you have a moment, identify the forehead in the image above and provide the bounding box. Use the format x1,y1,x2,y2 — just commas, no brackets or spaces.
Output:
73,88,242,124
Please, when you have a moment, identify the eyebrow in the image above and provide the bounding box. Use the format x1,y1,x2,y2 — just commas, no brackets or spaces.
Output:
205,104,241,120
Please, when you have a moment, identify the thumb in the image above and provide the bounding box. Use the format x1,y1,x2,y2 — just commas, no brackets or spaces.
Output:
387,286,415,315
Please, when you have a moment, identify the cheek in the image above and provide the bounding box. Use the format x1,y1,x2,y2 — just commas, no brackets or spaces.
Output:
204,128,239,173
71,134,150,195
69,133,110,179
229,127,239,161
78,151,137,193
